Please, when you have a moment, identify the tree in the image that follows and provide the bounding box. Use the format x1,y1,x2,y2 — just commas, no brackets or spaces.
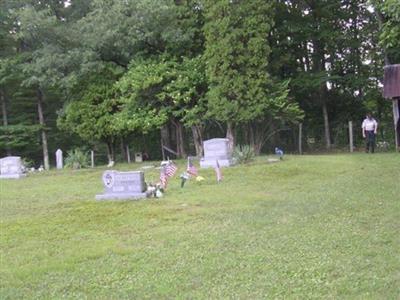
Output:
58,65,125,164
270,0,388,149
116,57,208,158
372,0,400,64
159,56,208,157
204,0,279,150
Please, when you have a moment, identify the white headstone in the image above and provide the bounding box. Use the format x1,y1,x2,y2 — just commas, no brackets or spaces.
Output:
0,156,26,179
135,152,143,163
95,170,148,201
56,149,63,169
200,138,233,168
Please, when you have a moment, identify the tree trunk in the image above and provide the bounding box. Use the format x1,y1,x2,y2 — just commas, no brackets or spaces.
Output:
226,122,235,152
174,120,186,158
120,138,127,162
37,88,50,170
160,124,171,148
160,123,171,159
0,89,11,155
191,125,203,157
106,140,115,164
257,123,271,155
249,123,255,149
322,100,331,149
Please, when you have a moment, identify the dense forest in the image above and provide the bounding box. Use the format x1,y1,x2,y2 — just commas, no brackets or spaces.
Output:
0,0,399,168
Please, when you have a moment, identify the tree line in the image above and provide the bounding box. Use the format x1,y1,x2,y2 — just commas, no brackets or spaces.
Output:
0,0,399,167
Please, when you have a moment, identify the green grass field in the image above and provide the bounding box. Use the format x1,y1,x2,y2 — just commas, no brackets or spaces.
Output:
1,154,399,299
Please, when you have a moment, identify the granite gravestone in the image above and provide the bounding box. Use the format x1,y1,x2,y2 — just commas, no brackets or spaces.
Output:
0,156,26,179
200,138,233,168
56,149,63,169
95,170,148,200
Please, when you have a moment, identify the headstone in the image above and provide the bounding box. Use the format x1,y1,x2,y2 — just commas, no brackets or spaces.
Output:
126,146,131,163
56,149,63,169
267,158,280,163
200,138,233,168
0,156,26,179
307,137,316,144
135,152,143,163
91,150,95,168
95,170,148,200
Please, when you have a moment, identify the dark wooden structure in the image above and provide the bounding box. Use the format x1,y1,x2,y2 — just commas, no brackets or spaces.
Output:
383,64,400,151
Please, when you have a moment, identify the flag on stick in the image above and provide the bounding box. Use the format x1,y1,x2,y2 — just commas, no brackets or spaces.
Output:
160,165,168,188
215,160,222,182
165,161,178,177
187,157,198,177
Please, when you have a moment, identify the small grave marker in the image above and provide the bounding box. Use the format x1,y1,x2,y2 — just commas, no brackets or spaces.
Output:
56,149,63,169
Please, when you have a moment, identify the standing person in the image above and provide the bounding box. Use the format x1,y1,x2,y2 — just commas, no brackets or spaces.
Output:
362,113,378,153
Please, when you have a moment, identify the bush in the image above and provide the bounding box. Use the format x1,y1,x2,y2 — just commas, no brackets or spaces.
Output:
233,145,255,164
65,149,89,169
21,157,34,169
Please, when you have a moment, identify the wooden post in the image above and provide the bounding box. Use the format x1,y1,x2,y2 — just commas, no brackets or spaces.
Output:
126,145,131,163
91,150,94,168
298,123,303,155
349,121,354,153
394,99,399,152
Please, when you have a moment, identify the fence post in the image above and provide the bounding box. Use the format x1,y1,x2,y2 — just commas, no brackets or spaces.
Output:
349,121,354,153
126,145,131,163
298,123,303,155
91,150,95,168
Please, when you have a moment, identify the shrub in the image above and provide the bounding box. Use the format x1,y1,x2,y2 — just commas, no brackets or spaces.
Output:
65,149,89,169
21,157,34,169
233,145,255,164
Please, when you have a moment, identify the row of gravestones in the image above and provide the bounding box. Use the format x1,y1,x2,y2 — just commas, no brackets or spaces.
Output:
96,138,233,200
0,149,64,179
1,138,233,201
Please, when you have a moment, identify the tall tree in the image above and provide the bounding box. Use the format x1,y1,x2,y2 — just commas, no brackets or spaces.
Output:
204,0,279,150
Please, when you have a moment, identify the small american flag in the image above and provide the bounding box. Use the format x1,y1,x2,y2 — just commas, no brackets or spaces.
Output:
215,160,222,182
165,161,178,177
187,157,198,177
160,166,168,188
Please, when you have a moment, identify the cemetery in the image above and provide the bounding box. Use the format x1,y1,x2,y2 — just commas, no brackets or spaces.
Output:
1,0,399,298
1,153,399,298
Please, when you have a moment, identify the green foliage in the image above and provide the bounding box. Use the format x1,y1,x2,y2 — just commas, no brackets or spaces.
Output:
58,66,124,144
374,0,400,63
21,157,35,169
0,0,396,160
116,55,208,131
0,124,41,150
232,145,255,164
204,0,277,124
64,148,89,169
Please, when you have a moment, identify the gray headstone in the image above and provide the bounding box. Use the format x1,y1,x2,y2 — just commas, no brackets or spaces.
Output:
56,149,63,169
0,156,26,179
200,138,233,168
95,170,148,201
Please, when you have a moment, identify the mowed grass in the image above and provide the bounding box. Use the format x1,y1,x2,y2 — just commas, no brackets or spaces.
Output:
0,154,399,299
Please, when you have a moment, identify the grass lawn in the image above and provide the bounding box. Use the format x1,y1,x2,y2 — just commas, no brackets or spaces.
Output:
0,153,399,299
